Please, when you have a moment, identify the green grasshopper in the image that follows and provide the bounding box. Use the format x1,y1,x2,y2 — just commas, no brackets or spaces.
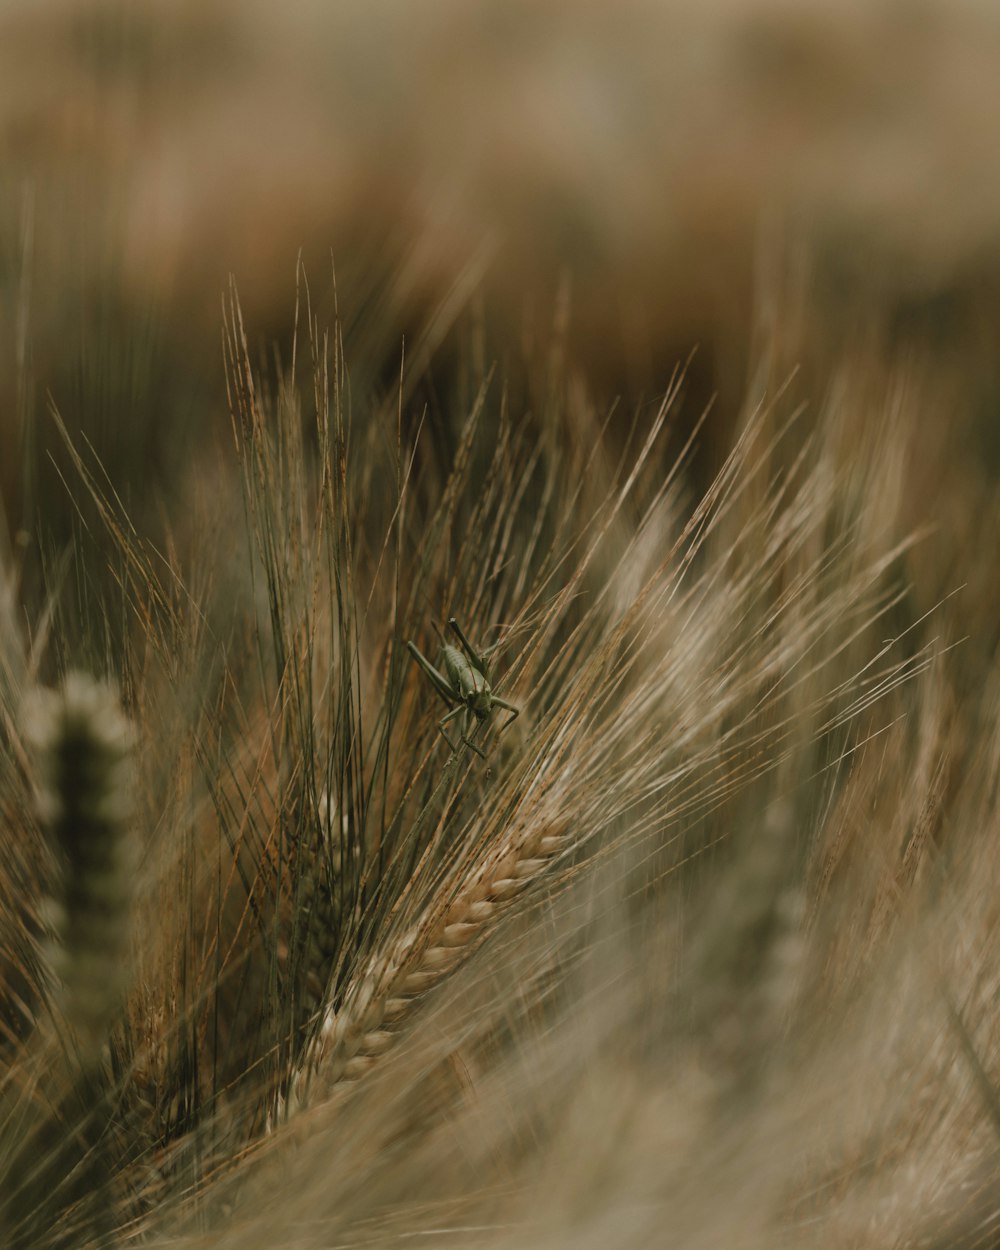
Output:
406,617,519,758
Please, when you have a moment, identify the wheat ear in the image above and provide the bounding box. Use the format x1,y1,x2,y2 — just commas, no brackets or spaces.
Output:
24,671,134,1055
290,815,571,1110
1,673,134,1249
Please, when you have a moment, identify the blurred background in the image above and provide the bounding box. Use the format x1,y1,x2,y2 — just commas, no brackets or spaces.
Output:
2,0,1000,584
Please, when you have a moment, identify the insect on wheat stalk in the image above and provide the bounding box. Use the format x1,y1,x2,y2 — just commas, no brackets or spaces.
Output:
406,617,520,759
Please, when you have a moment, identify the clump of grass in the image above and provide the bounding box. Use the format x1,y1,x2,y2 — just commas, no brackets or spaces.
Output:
0,273,992,1249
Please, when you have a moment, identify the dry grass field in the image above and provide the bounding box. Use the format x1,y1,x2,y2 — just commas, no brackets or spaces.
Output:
3,3,1000,1247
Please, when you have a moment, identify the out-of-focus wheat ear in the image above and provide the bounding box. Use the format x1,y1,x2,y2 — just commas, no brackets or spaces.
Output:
690,794,808,1103
24,671,134,1058
0,674,134,1249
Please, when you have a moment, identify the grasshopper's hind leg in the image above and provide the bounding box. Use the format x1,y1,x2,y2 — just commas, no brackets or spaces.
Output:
448,618,493,677
407,640,457,708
